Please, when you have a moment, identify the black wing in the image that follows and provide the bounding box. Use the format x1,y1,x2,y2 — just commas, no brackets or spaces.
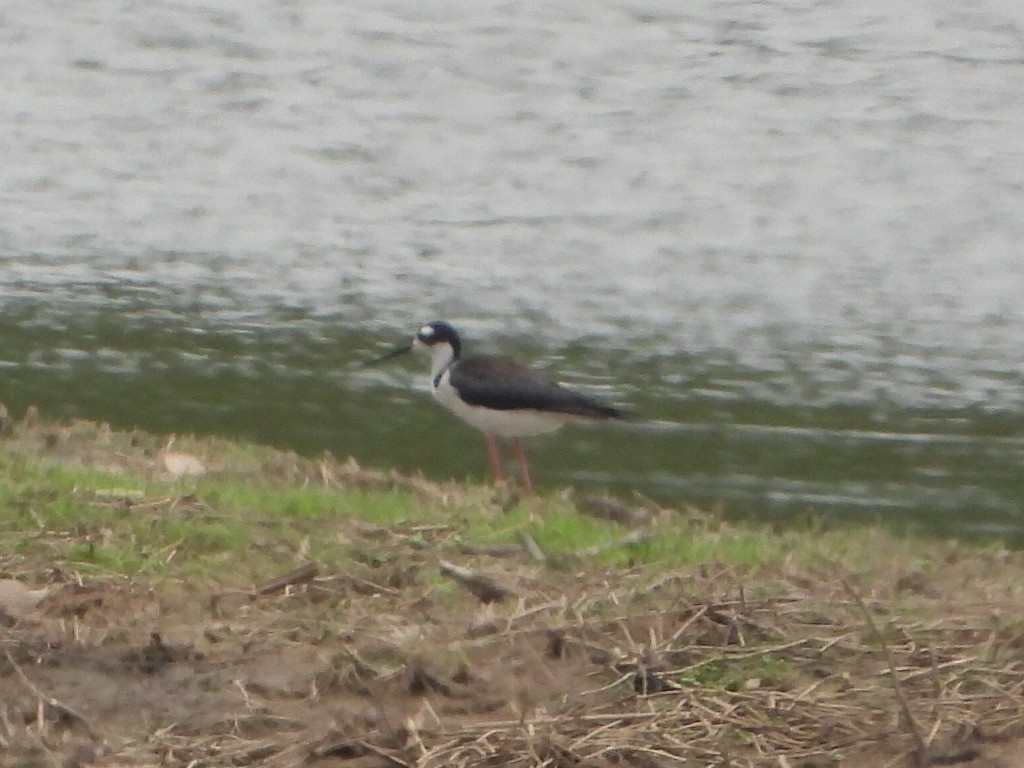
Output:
449,356,621,419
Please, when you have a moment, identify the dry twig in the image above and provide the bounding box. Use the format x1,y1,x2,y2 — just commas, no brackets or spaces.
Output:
254,562,319,596
438,560,515,603
838,577,928,766
4,649,99,741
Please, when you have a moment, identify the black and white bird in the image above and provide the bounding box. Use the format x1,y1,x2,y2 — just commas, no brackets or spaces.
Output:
368,321,622,493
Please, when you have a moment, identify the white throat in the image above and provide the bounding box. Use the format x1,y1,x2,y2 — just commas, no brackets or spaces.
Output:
416,340,457,384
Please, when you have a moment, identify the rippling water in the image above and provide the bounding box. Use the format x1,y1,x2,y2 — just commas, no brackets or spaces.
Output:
2,1,1024,538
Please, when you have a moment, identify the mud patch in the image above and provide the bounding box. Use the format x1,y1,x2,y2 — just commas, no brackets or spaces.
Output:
2,554,1024,768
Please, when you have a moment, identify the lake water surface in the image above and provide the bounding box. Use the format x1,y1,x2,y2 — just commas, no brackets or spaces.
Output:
2,1,1024,539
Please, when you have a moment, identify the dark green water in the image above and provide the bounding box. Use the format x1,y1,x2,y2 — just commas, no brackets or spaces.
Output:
3,285,1024,544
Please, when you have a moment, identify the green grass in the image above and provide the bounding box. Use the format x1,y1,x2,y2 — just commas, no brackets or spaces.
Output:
677,652,796,691
0,454,836,577
0,428,1013,592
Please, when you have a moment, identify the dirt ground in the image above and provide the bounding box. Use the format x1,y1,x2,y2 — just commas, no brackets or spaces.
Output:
2,423,1024,767
5,540,1024,768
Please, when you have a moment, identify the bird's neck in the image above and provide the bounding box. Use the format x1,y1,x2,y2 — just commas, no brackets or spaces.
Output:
428,343,457,385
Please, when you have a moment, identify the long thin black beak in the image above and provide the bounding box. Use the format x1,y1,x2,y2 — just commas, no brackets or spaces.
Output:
362,343,413,367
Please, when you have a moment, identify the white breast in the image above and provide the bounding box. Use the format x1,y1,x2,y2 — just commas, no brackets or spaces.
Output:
432,369,571,438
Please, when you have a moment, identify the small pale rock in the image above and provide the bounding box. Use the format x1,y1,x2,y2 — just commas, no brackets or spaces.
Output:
0,579,50,620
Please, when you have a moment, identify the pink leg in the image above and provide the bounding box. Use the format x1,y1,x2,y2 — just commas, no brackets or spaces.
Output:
485,435,505,484
512,438,534,495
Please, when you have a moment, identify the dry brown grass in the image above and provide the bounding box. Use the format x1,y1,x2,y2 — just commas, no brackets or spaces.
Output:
3,537,1024,767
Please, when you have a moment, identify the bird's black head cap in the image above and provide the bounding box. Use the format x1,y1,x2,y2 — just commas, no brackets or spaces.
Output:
416,321,461,358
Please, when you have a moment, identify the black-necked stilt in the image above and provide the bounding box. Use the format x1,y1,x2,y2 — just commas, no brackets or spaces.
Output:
368,321,622,494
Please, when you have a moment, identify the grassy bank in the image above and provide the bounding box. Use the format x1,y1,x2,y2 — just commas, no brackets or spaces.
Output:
0,417,1002,583
1,415,1023,767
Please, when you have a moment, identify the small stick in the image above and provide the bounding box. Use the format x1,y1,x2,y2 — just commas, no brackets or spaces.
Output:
438,560,514,603
4,649,99,740
517,531,547,563
253,562,319,596
838,578,928,766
